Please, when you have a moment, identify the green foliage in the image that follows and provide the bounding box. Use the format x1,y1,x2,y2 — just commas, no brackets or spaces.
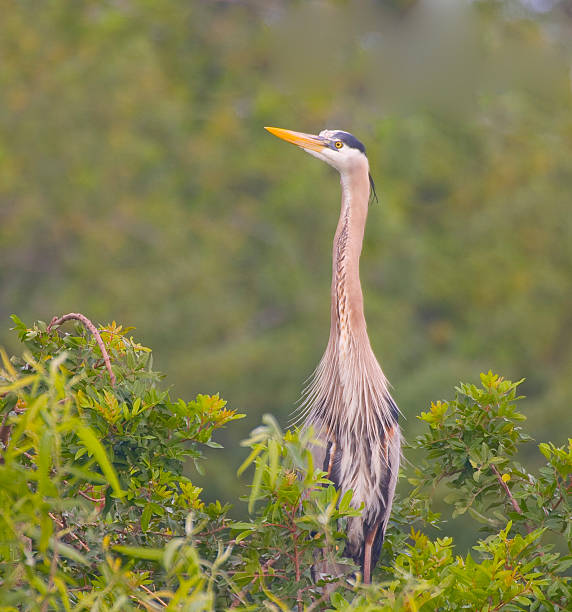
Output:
0,318,243,609
1,319,570,610
1,3,572,504
1,2,571,608
411,372,571,542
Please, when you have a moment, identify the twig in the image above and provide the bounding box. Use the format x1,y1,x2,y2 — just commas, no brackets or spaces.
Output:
41,536,60,612
229,555,281,608
293,534,302,611
48,512,90,552
145,530,178,538
48,512,64,528
305,578,348,612
77,489,105,503
47,313,116,386
0,413,11,464
229,576,256,609
490,464,532,534
62,480,105,504
550,468,567,513
129,594,163,612
490,464,522,515
139,583,168,608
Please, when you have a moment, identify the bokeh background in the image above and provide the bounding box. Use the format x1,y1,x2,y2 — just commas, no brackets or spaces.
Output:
2,0,571,537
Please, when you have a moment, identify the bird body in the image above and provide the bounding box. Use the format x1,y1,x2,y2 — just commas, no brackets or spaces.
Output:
265,127,400,584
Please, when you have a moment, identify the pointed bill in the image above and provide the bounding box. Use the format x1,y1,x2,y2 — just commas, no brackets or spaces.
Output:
265,126,327,153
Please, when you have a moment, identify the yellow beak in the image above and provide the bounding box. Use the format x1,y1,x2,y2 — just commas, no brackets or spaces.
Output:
265,126,327,153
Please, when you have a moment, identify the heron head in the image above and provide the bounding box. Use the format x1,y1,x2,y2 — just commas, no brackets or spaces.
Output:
265,126,377,199
264,126,370,173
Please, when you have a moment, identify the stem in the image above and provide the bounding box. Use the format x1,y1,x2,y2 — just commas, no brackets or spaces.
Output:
490,464,523,515
305,578,347,612
139,583,168,608
294,537,302,612
78,489,105,503
48,512,90,552
47,313,116,386
490,464,532,534
41,535,60,612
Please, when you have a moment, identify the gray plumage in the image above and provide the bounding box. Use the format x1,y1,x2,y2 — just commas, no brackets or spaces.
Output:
265,126,401,584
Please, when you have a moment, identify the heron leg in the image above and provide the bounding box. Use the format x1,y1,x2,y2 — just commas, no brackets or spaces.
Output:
326,439,337,479
362,522,380,585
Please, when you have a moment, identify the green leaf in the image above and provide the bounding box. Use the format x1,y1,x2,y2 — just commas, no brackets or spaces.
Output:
52,540,89,566
163,538,186,570
229,522,256,530
539,443,551,460
37,430,53,498
237,444,264,477
235,530,253,543
268,439,279,488
141,504,153,531
0,374,38,392
73,424,124,497
113,545,163,561
248,457,264,514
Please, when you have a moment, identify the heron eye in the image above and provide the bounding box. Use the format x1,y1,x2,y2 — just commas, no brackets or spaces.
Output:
335,141,343,149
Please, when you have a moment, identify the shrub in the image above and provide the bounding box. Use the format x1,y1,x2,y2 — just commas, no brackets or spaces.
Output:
0,316,570,610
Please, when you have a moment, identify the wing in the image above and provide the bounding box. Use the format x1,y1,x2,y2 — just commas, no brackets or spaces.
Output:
369,422,400,568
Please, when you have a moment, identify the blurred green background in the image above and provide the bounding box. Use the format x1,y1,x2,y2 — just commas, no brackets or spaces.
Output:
1,0,571,526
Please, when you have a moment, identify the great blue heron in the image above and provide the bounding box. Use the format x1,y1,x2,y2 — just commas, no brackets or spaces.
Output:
265,126,401,585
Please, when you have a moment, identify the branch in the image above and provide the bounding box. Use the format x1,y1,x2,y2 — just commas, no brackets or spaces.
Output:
139,584,168,608
229,555,281,608
305,578,348,612
47,313,116,386
48,512,90,552
77,489,105,503
490,464,523,515
41,536,60,612
490,463,535,537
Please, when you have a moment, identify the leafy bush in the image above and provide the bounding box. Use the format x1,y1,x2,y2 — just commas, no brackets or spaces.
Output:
0,317,570,610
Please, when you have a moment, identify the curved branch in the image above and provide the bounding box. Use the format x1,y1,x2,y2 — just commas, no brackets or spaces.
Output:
47,313,116,386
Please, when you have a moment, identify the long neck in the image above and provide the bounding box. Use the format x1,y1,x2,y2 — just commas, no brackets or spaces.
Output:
331,165,370,339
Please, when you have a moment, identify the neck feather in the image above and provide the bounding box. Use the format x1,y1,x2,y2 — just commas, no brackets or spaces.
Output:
331,165,370,338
